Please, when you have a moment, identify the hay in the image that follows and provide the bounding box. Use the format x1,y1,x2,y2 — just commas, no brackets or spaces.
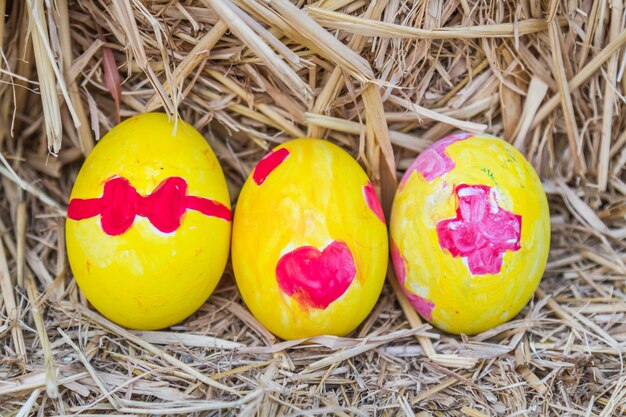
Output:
0,0,625,415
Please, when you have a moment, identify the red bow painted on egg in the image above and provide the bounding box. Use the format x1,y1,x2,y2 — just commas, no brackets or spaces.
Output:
67,176,231,236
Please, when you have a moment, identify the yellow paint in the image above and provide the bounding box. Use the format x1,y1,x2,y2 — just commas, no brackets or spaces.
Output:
232,139,388,340
66,113,231,330
390,134,550,335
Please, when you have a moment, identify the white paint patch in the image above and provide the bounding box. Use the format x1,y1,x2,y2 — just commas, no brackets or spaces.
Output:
279,242,297,257
488,190,499,213
407,281,430,298
457,186,483,198
462,257,472,274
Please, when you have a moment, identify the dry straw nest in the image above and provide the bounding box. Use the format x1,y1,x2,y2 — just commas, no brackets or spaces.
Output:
0,0,625,415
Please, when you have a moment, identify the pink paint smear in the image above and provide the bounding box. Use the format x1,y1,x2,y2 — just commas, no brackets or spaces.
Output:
363,182,386,224
401,131,472,185
390,239,435,321
253,147,290,185
276,241,356,309
67,177,231,236
436,184,521,275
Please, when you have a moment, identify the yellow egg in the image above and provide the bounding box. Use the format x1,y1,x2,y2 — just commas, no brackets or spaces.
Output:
390,132,550,335
232,139,388,340
66,113,231,330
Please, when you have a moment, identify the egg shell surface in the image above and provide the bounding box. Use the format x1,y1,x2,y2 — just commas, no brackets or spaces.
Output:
66,113,231,330
390,132,550,335
232,139,388,340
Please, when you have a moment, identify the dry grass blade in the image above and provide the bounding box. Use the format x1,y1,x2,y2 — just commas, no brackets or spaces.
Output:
0,369,88,396
460,406,490,417
15,201,25,288
307,0,387,139
25,276,58,398
532,28,626,129
26,0,82,152
598,376,626,417
26,0,62,153
110,0,175,115
0,237,26,362
110,0,147,68
302,325,431,373
229,2,300,66
207,69,305,137
268,0,374,82
362,84,396,183
100,34,122,125
204,0,312,105
0,0,5,58
98,27,122,123
517,366,547,394
548,19,586,175
308,7,557,39
58,329,123,411
112,392,263,415
597,1,622,190
57,0,94,155
15,388,41,417
135,330,245,350
387,95,487,133
412,377,458,404
513,76,548,150
304,112,430,152
70,304,238,394
558,181,609,234
0,153,66,213
239,327,437,355
146,21,228,112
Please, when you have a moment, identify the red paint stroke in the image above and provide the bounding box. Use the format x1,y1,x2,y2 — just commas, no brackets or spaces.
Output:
436,184,521,275
276,241,356,309
253,147,290,185
68,177,231,236
363,182,385,224
390,239,435,321
401,132,471,185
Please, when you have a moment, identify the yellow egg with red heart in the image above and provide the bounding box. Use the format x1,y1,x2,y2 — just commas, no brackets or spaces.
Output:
66,113,231,330
232,139,388,340
390,132,550,335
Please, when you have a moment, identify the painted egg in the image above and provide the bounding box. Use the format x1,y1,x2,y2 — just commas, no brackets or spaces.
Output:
390,132,550,335
66,113,231,330
232,139,388,340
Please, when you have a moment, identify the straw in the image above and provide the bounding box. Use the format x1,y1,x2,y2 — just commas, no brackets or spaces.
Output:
1,0,625,414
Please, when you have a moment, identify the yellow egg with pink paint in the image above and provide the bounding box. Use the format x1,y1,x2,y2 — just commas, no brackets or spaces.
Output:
390,132,550,335
66,113,232,330
232,139,388,340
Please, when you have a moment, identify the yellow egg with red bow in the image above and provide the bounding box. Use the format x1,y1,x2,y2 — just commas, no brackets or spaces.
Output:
232,139,388,340
390,132,550,335
66,113,231,330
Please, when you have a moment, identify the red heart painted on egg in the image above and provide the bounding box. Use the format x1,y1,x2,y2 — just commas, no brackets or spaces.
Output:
276,241,356,309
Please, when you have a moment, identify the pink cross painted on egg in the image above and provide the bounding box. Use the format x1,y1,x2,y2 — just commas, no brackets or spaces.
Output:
436,184,522,275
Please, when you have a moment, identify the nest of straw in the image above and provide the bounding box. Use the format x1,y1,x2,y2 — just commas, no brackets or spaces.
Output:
1,0,625,415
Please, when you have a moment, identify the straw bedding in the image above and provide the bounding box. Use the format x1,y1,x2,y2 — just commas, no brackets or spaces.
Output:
1,0,625,415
